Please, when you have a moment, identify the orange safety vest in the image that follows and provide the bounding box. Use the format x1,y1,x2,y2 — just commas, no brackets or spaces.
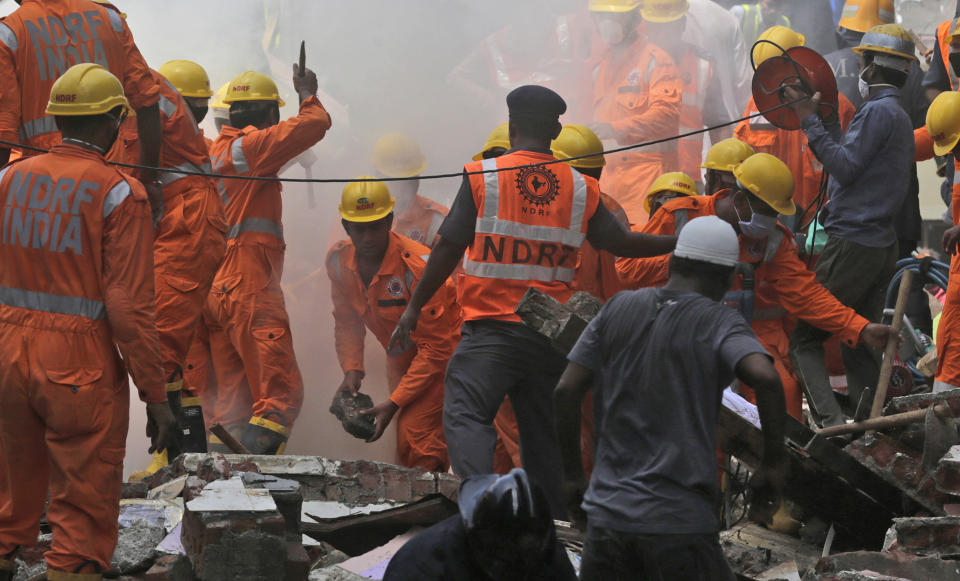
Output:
677,49,713,183
460,150,600,322
938,19,959,92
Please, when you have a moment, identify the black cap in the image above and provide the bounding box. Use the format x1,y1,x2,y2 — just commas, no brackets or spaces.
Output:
506,85,566,120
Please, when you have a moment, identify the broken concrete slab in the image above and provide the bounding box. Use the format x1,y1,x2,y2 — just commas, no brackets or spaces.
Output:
515,289,601,354
185,478,277,513
845,434,948,516
938,445,960,495
308,566,367,581
892,516,960,557
720,522,821,578
885,388,960,417
111,523,166,574
149,476,188,501
329,390,376,441
808,549,960,580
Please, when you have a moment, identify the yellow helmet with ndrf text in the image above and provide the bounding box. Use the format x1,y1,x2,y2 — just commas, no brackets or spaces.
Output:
701,138,755,172
752,25,806,66
551,124,606,169
644,172,696,212
340,178,395,223
473,123,511,161
926,91,960,156
159,60,214,98
371,133,427,178
838,0,895,33
589,0,641,13
640,0,689,23
223,71,285,107
733,153,796,216
45,63,130,117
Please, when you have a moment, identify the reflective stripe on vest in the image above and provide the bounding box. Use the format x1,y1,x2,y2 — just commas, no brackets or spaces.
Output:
158,161,213,187
463,259,576,282
19,116,57,141
404,268,415,293
474,157,588,247
231,137,249,174
0,286,106,319
227,217,283,241
107,8,124,33
0,23,17,52
103,181,132,218
939,20,959,91
158,95,178,118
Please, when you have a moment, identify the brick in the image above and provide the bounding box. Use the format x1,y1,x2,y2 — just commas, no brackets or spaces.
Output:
888,454,921,488
885,389,960,416
122,482,149,500
848,437,899,468
143,554,195,581
938,446,960,495
382,467,412,502
196,453,232,483
894,517,960,556
182,509,286,580
437,473,460,501
813,549,960,580
285,541,310,581
412,473,437,498
357,461,381,491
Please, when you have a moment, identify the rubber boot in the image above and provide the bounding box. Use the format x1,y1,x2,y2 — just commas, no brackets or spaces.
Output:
241,414,290,455
180,394,208,454
128,372,183,481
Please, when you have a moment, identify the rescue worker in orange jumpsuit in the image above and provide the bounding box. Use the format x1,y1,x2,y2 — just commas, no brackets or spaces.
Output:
735,26,856,221
916,93,960,392
0,0,165,224
389,85,677,518
617,154,893,420
206,66,331,454
702,137,755,196
0,63,175,581
114,61,227,478
327,178,457,471
371,133,448,248
588,0,682,226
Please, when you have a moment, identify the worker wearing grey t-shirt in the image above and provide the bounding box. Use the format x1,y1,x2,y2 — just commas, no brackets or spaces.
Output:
554,216,787,581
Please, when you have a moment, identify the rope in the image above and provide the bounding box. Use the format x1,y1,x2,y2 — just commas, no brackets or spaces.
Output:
0,97,806,184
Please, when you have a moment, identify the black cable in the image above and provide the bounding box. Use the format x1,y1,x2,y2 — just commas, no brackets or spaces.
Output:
0,97,807,184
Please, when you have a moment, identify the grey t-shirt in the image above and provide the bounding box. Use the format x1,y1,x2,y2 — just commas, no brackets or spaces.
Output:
568,288,767,535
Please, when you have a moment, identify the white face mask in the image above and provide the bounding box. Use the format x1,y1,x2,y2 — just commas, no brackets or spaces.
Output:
597,20,625,46
858,66,871,100
734,191,777,239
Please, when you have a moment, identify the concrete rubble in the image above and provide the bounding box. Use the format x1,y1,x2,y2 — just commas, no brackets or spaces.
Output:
11,454,460,580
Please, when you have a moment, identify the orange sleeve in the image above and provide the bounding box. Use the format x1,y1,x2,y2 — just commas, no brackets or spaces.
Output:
611,57,682,144
326,250,365,374
0,29,20,143
763,238,869,346
914,126,936,162
389,278,459,409
241,96,331,176
614,207,676,289
102,178,165,403
113,12,159,109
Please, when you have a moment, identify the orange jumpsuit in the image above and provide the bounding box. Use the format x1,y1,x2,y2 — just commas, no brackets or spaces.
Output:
107,70,227,388
0,0,159,156
915,127,960,388
734,94,856,214
593,35,682,226
326,232,457,470
393,194,447,249
0,144,163,575
205,96,331,441
617,193,870,419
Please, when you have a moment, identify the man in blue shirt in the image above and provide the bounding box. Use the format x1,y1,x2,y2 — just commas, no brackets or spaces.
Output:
555,216,787,580
784,24,916,428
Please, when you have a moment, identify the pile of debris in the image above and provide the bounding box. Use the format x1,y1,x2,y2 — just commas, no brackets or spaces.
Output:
12,454,461,580
517,288,960,581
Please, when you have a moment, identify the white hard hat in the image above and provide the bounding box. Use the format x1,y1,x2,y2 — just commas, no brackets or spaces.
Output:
674,215,739,267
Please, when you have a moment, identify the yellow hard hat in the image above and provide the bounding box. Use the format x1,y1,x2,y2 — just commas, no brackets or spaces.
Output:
838,0,895,33
158,60,214,98
640,0,689,23
551,124,606,169
701,138,755,172
210,82,230,111
45,63,129,117
950,18,960,41
339,178,395,223
371,133,427,178
589,0,641,13
643,172,697,212
752,25,806,66
927,91,960,156
223,71,285,106
853,23,917,63
473,123,511,161
733,153,796,216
